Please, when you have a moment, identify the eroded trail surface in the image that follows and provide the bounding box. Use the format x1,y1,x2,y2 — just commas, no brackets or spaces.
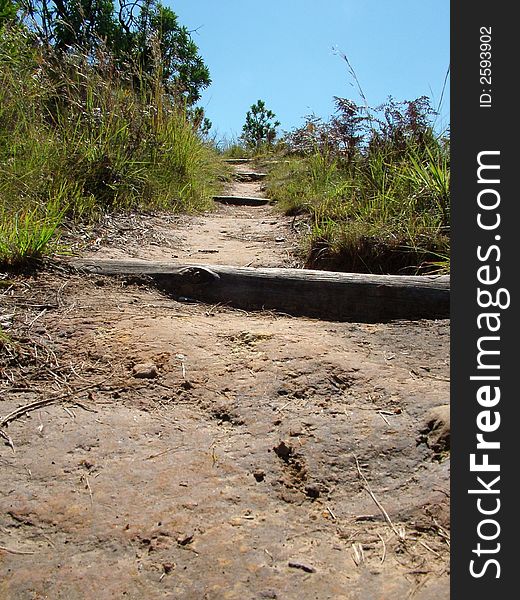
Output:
1,163,450,599
78,163,300,268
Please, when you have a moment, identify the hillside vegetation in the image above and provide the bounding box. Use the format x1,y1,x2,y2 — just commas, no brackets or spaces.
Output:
1,3,449,276
0,2,225,266
264,96,450,274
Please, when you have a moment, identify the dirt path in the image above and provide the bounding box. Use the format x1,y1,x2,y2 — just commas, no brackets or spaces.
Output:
0,163,450,599
78,164,301,268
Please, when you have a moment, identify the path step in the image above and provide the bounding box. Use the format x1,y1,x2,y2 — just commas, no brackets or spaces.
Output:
213,195,270,206
68,259,450,322
223,158,252,164
232,172,267,182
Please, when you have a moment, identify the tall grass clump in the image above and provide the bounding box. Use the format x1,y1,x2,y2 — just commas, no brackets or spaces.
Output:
266,96,450,274
0,24,224,266
218,136,253,159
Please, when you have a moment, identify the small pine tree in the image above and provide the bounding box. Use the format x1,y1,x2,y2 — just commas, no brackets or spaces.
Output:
241,100,280,150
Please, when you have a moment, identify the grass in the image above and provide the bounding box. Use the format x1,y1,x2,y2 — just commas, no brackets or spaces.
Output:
0,202,64,266
1,24,449,275
265,99,450,274
220,140,253,159
0,26,226,266
218,134,287,163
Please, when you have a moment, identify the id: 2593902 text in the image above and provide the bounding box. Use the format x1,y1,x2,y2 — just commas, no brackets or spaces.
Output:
480,26,492,108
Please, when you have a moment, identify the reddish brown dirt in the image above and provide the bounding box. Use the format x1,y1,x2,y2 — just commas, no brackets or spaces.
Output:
0,163,450,599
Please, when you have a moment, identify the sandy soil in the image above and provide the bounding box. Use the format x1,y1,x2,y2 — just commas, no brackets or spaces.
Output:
0,164,450,599
73,167,301,269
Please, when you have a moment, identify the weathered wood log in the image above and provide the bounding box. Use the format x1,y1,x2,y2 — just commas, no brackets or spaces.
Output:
232,172,267,182
213,196,269,206
67,259,450,322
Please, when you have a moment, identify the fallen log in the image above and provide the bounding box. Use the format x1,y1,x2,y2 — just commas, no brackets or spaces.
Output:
223,158,252,164
232,172,267,182
67,259,450,322
213,195,269,206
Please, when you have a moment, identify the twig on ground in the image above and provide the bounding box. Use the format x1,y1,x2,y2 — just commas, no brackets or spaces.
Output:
0,429,14,452
175,354,187,379
55,281,69,308
288,561,316,573
377,533,387,564
0,376,110,430
26,309,47,329
419,540,441,557
432,517,451,546
378,411,391,426
0,545,35,555
81,474,94,506
351,543,365,566
354,455,406,542
63,406,76,419
326,506,336,520
145,447,180,460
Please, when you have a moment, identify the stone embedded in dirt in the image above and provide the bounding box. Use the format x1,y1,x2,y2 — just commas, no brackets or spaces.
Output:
162,562,175,574
288,428,303,437
176,532,194,546
418,404,450,453
288,561,316,573
212,405,244,426
273,441,293,463
132,362,159,379
237,330,273,345
304,484,321,499
257,591,278,599
253,469,266,482
79,459,95,471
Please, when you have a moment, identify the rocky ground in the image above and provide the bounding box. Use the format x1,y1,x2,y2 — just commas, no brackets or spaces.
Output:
0,162,450,599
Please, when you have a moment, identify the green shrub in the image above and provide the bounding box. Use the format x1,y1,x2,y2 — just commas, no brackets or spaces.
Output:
266,97,450,274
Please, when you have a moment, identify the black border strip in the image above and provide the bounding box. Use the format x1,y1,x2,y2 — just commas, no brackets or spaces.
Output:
451,2,514,596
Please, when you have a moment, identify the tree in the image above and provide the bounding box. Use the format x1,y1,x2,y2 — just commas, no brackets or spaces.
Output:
189,106,212,137
130,1,210,105
19,0,210,106
0,0,19,27
19,0,118,51
241,99,280,149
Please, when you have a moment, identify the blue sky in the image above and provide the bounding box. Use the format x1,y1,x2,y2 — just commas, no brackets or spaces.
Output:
167,1,450,141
